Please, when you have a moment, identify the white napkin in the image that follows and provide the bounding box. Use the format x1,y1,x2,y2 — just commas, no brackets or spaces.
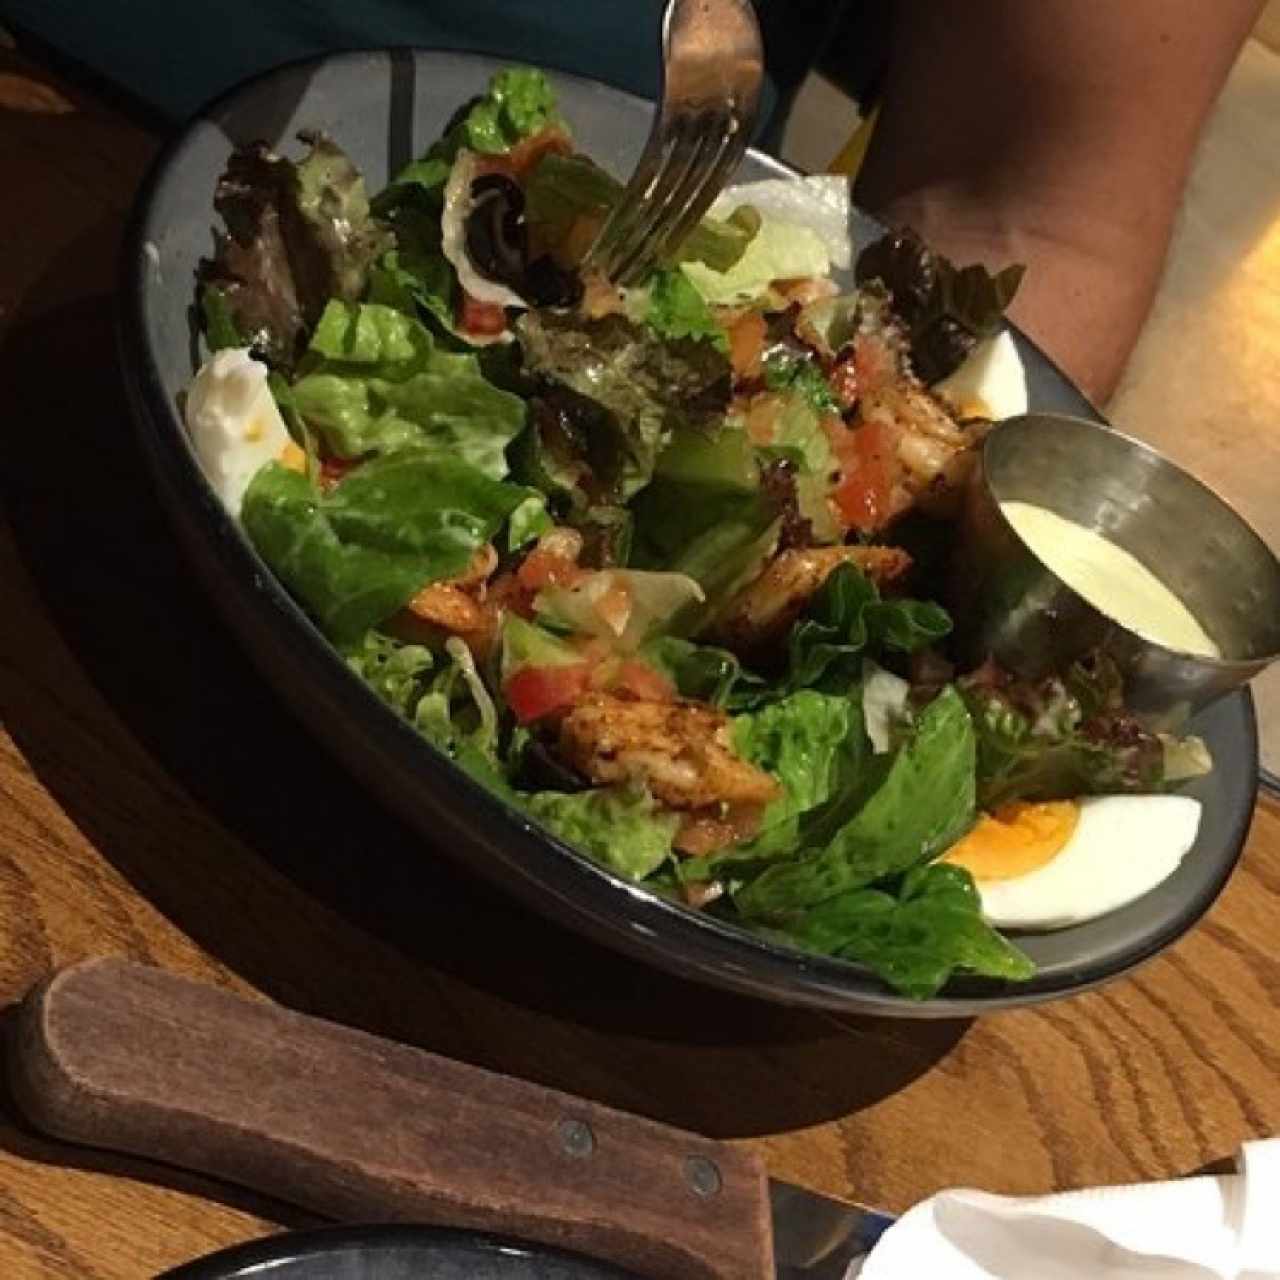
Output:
855,1139,1280,1279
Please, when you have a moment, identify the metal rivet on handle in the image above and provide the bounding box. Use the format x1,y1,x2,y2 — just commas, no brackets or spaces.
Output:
684,1155,722,1197
555,1117,595,1158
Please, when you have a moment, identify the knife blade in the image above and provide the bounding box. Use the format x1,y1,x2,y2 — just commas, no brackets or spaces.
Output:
7,958,894,1278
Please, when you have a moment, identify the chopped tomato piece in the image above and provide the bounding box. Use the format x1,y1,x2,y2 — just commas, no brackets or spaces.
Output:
613,659,676,703
504,663,592,723
726,309,766,380
853,334,895,395
517,548,586,592
830,418,893,534
319,455,357,490
458,291,507,336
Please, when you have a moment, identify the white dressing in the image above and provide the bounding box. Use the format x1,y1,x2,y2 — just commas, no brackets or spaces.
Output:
1000,501,1220,657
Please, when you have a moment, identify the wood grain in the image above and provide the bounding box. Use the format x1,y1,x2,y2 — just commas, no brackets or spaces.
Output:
1,42,1279,1280
10,960,772,1280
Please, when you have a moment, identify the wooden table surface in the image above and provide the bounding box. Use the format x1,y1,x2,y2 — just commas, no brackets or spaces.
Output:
3,44,1280,1280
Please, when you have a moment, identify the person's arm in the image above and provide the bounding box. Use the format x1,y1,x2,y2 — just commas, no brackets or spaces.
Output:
853,0,1262,405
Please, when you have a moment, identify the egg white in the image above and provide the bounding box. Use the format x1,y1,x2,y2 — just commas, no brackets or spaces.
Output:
973,794,1202,931
933,329,1028,421
185,348,291,517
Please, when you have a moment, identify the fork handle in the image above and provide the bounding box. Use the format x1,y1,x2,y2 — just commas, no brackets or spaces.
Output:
8,959,772,1279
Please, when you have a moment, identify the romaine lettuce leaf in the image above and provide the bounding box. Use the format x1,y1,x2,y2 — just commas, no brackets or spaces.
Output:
782,862,1035,999
732,690,864,858
681,216,830,305
242,453,526,641
629,424,785,628
288,302,526,474
524,785,677,880
732,562,951,710
642,636,750,708
735,685,975,916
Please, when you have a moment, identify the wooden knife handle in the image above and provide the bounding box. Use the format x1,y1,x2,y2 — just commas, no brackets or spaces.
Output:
7,959,772,1279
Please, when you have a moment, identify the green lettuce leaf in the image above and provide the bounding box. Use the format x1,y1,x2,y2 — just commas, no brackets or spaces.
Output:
515,310,731,501
733,562,951,710
453,67,565,156
507,493,554,550
643,270,728,352
293,130,395,302
630,424,784,628
735,685,975,916
288,302,526,473
345,630,506,788
763,352,838,415
242,453,526,641
200,287,248,352
681,215,830,305
641,636,750,708
769,395,840,545
957,656,1164,809
782,862,1035,999
733,690,865,858
524,785,678,880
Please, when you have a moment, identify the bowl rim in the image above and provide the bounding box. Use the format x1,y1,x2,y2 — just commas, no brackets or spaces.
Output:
982,411,1280,670
117,46,1260,1016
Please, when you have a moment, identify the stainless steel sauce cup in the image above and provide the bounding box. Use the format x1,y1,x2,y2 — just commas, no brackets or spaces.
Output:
949,413,1280,728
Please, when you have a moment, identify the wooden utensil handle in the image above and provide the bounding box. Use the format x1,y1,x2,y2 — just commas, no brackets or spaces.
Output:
8,959,772,1279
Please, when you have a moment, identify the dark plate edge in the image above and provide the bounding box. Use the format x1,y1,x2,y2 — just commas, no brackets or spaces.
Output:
159,1223,636,1279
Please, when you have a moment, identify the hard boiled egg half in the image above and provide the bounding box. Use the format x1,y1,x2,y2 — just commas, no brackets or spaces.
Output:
942,794,1202,930
933,330,1028,421
185,348,297,517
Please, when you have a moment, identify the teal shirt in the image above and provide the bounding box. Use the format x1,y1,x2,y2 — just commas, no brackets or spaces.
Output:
1,0,845,150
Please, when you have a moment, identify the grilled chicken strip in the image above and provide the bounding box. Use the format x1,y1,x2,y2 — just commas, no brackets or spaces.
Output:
710,544,912,655
556,694,780,812
391,544,499,649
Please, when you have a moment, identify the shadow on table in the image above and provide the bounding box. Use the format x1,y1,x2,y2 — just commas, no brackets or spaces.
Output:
0,217,970,1149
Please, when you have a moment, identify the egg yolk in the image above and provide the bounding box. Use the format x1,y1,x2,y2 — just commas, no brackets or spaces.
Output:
942,801,1080,881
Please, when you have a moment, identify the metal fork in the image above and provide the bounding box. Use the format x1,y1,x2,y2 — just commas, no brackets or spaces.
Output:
586,0,764,286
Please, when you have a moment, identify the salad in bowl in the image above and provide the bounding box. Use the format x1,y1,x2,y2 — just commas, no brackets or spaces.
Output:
181,67,1210,1000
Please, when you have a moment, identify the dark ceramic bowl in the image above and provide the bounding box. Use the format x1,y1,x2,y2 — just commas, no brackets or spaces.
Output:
119,50,1258,1016
162,1224,635,1279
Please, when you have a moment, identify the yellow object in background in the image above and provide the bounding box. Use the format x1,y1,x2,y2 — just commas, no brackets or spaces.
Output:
828,101,880,178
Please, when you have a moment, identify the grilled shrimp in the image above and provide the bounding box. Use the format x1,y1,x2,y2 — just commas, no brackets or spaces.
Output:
858,381,991,519
710,545,912,655
556,694,780,811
